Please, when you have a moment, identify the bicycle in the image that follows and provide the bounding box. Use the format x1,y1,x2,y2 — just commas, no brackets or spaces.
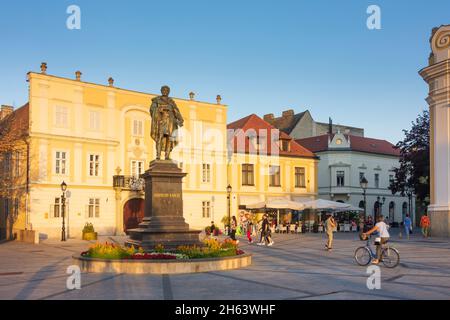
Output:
354,234,400,268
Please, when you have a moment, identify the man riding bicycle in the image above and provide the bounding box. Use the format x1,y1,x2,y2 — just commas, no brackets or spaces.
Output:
363,215,390,265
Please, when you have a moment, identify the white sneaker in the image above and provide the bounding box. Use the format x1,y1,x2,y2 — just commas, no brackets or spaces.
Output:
268,242,274,246
236,240,240,244
256,242,264,246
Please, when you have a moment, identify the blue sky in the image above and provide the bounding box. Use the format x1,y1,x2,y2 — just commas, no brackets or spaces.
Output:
0,0,448,143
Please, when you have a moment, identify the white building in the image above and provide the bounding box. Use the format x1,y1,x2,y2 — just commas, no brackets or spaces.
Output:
297,131,415,224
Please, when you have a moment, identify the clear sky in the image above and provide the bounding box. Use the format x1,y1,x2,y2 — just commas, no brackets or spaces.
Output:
0,0,448,144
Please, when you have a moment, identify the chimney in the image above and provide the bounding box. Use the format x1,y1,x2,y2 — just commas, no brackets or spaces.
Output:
263,113,275,123
189,92,195,101
328,117,333,135
216,95,222,105
0,105,14,120
75,71,82,81
108,77,114,87
40,62,47,74
282,109,294,119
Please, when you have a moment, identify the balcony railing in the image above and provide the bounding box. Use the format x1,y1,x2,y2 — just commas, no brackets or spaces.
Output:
113,175,145,191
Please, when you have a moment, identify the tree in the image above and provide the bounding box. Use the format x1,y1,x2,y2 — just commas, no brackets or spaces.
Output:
389,110,430,206
0,110,29,240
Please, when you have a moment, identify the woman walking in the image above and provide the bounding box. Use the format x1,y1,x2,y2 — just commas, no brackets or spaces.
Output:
403,214,412,240
420,212,431,238
324,214,336,251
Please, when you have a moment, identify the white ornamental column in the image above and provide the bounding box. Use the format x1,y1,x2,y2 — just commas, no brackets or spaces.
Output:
419,25,450,237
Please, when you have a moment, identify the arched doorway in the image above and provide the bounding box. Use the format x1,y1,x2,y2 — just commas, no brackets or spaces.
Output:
389,202,395,223
123,198,144,234
374,201,380,220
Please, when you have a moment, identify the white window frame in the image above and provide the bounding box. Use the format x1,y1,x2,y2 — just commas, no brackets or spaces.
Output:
202,163,211,184
132,119,144,137
89,110,101,131
55,151,69,175
88,154,101,177
55,106,69,128
336,171,345,187
87,198,100,218
131,160,145,177
202,201,211,218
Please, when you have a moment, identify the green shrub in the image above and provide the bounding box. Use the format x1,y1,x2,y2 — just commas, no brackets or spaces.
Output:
82,223,95,233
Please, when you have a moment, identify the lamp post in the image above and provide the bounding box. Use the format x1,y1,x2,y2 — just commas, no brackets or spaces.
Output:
61,181,67,242
227,184,232,235
360,177,368,218
376,196,386,220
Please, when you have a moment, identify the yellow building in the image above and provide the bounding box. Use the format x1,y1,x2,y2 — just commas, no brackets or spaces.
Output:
1,64,228,240
227,114,319,222
0,64,318,240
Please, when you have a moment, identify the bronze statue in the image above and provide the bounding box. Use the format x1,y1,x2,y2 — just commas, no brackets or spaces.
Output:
150,86,184,160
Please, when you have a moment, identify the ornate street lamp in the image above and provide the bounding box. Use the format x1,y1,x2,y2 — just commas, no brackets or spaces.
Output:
360,177,368,218
61,181,67,242
227,184,232,235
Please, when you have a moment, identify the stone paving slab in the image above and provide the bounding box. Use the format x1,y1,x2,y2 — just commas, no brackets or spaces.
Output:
0,230,449,300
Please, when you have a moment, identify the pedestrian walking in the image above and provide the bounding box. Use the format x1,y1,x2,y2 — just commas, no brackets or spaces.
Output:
246,220,253,243
257,214,274,246
230,216,239,243
403,214,412,240
363,215,390,265
324,214,336,251
420,212,431,238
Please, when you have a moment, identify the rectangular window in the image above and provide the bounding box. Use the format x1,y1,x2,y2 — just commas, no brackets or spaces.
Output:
133,120,143,136
3,152,12,175
54,198,61,218
295,167,306,188
242,164,254,186
375,174,380,189
55,106,68,127
389,174,394,185
14,151,20,177
337,171,345,187
89,111,100,131
202,163,211,183
89,154,100,177
131,160,145,177
281,140,290,152
359,172,365,182
88,198,100,218
202,201,211,218
269,165,281,187
55,151,67,175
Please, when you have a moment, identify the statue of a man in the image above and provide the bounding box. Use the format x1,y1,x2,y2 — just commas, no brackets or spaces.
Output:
150,86,184,160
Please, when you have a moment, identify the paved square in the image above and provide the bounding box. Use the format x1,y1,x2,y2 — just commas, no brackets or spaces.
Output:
0,229,449,300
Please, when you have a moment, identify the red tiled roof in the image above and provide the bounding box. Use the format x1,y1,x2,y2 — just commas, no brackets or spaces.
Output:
296,134,400,157
228,114,317,158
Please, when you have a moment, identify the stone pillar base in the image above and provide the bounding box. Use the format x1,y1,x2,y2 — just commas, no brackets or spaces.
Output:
428,209,450,238
125,160,202,251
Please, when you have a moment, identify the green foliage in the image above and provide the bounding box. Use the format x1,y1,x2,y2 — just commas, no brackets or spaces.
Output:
154,244,165,253
86,243,138,259
177,238,238,259
390,110,430,206
221,215,230,227
82,222,95,234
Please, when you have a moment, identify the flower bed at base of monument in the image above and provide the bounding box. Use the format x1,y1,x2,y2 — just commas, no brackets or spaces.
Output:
80,238,245,260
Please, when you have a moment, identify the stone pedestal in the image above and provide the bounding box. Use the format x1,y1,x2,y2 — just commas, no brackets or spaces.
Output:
126,160,201,250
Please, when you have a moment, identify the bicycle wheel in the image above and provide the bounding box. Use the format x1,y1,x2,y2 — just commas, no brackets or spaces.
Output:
354,247,371,266
381,247,400,268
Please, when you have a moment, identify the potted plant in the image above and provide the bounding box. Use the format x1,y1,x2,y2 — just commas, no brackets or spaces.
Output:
82,222,98,241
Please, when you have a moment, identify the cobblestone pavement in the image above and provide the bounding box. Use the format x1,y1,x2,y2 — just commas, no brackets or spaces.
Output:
0,229,449,300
